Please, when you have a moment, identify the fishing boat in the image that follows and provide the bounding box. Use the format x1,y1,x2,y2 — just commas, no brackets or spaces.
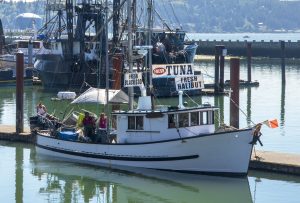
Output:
33,0,258,177
34,87,256,176
33,0,198,96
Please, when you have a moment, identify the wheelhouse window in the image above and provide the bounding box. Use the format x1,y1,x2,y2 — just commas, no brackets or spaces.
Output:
200,111,208,125
18,41,28,48
178,113,189,127
168,114,176,128
128,116,144,130
33,42,41,48
190,112,199,126
111,115,117,130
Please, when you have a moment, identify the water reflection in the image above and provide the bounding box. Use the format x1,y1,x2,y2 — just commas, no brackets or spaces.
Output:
3,140,300,203
280,83,285,129
16,145,23,203
247,87,252,126
31,150,253,203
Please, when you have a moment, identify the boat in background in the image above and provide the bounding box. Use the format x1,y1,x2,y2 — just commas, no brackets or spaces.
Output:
33,0,198,97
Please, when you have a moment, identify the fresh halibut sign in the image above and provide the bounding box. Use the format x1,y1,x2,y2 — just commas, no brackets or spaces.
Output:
175,75,204,91
152,64,194,78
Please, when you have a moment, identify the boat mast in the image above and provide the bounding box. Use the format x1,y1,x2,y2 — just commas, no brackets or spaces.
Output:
147,0,154,109
147,0,153,88
113,0,121,47
105,0,110,132
66,0,73,56
127,0,134,110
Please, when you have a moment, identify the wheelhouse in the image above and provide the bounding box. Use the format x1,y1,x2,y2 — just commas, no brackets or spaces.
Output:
112,105,217,143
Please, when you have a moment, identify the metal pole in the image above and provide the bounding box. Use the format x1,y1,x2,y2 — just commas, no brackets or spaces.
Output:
214,45,220,94
127,0,134,110
219,45,225,93
16,52,24,134
230,57,240,129
105,0,110,133
147,0,153,87
247,42,252,83
281,40,286,84
147,0,154,109
28,40,33,67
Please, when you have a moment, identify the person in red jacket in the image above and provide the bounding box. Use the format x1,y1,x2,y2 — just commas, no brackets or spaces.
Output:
82,112,95,141
99,113,107,129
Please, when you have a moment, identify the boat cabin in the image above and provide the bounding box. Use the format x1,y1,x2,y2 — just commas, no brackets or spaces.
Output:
111,95,217,143
6,39,43,56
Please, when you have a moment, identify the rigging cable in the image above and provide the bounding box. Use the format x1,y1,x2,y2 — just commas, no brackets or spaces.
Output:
168,0,182,29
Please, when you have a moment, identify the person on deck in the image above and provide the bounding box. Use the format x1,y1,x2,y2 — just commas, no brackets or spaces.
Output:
36,102,47,116
82,112,96,142
99,113,107,129
95,113,108,143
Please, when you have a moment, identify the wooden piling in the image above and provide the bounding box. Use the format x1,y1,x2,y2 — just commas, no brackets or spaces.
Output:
214,46,220,94
16,52,24,134
230,57,240,128
247,42,252,82
280,40,286,84
219,45,225,93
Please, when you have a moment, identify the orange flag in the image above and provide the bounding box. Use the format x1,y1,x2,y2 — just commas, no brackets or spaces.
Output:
268,119,279,128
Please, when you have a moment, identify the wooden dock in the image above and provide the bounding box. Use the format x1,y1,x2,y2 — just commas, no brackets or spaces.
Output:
250,150,300,175
0,124,300,176
0,125,34,143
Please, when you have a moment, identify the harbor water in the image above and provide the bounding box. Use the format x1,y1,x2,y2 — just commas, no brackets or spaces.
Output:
187,32,300,42
1,141,300,203
1,57,300,202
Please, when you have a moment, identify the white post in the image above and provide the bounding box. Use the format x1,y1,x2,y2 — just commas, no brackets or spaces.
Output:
178,91,185,109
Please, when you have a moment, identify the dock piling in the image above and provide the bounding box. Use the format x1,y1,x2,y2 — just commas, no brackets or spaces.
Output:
247,42,252,82
214,45,225,94
230,57,240,128
219,45,225,93
16,52,24,134
214,46,220,94
280,40,286,84
0,19,4,55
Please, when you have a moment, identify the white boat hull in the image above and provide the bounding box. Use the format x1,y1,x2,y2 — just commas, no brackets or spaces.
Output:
36,129,254,176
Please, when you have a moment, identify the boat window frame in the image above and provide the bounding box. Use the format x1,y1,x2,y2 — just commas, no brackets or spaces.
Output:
168,114,177,128
200,111,208,125
208,110,215,125
190,111,200,126
178,112,189,128
128,115,144,130
111,115,117,130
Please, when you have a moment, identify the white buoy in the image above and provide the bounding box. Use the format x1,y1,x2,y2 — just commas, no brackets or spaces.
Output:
57,91,76,100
